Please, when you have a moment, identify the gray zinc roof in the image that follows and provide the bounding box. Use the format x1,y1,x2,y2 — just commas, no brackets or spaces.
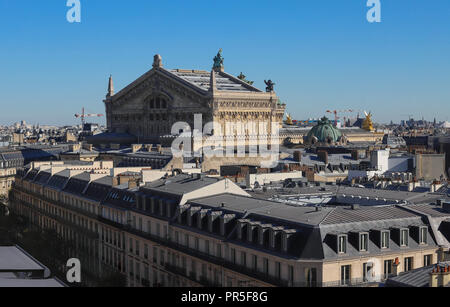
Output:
0,246,46,272
168,69,261,93
143,174,221,195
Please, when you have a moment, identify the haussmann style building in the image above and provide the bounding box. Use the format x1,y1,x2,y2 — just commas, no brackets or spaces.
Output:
8,161,450,287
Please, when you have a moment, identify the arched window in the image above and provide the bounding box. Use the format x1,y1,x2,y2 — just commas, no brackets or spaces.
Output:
147,95,168,109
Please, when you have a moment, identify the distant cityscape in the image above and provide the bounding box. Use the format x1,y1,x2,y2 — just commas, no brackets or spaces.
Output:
2,0,450,292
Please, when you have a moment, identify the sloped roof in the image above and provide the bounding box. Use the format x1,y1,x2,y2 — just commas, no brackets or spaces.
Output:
143,173,221,196
168,69,261,93
320,205,418,225
110,65,263,102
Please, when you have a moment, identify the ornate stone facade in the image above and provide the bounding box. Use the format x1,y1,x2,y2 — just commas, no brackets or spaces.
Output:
103,53,286,144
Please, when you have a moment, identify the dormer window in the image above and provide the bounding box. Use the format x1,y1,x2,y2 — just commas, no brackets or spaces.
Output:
419,227,428,245
338,235,347,254
381,231,390,249
359,233,368,252
400,229,409,247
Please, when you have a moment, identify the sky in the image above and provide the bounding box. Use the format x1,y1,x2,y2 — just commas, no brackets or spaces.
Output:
0,0,449,126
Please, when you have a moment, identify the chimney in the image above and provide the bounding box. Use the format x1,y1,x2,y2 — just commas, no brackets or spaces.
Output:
157,144,162,154
145,144,153,152
128,180,138,189
351,150,359,160
132,144,142,153
293,151,302,162
393,257,401,276
317,150,328,165
430,264,450,287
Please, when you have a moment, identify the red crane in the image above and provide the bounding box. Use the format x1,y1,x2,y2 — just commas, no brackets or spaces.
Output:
75,107,104,126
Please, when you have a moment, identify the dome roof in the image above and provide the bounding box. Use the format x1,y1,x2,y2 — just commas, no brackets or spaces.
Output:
306,117,342,144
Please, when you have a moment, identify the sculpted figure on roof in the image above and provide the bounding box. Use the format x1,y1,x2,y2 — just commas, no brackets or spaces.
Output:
264,80,275,92
213,49,224,71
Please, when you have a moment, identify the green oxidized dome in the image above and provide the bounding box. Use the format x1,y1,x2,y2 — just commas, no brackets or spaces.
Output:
306,117,342,144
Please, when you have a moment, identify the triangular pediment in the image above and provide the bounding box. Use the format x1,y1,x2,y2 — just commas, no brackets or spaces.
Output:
108,66,263,105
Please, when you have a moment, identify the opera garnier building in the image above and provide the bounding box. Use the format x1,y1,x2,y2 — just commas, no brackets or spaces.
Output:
91,50,286,147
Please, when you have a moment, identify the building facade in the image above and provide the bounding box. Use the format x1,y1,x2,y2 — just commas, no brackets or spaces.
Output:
102,52,286,146
9,161,450,287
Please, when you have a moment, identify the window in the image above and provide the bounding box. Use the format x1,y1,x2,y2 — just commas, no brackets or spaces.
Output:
160,250,165,265
230,248,236,264
205,240,210,254
195,237,199,250
359,233,368,251
400,229,409,247
381,231,390,249
340,265,351,286
129,259,134,277
419,227,428,245
241,252,247,267
424,254,432,266
263,258,269,275
144,264,149,284
201,264,207,279
384,260,393,278
185,234,189,247
252,255,258,271
191,260,197,279
288,265,294,286
275,262,281,279
129,238,133,253
153,247,157,264
216,244,222,258
404,257,413,272
338,235,347,254
135,262,140,281
182,256,187,274
144,244,148,259
305,268,317,287
363,262,373,282
135,240,140,256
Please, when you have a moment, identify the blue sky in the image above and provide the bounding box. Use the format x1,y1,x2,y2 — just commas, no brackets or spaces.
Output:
0,0,449,126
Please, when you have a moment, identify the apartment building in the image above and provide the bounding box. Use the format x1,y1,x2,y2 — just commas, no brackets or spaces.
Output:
9,161,450,287
0,145,68,197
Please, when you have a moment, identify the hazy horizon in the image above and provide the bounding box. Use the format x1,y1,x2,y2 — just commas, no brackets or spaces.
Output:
1,0,449,126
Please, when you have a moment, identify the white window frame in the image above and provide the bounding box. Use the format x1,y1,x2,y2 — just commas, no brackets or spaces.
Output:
359,232,369,252
419,227,427,245
400,229,409,247
338,235,347,254
381,231,390,249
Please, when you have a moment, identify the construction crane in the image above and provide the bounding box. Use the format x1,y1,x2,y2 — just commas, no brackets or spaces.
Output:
326,109,356,127
75,107,104,126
